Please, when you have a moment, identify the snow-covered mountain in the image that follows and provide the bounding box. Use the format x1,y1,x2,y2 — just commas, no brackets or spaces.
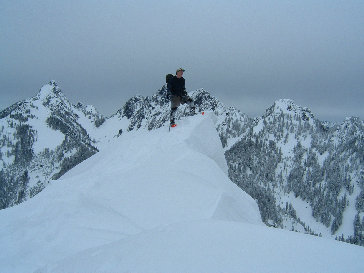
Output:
1,114,363,273
226,99,364,245
0,81,102,209
1,81,363,248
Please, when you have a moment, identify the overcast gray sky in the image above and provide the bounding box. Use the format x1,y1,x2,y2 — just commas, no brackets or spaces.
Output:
1,0,363,121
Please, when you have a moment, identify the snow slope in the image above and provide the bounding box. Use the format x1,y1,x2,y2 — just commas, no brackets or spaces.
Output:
37,220,364,273
0,113,261,272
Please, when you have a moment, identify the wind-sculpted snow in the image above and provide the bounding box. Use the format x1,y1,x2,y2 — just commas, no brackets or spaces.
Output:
36,220,364,273
0,113,262,273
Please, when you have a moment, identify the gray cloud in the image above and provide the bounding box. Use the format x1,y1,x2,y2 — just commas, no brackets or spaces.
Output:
1,0,363,121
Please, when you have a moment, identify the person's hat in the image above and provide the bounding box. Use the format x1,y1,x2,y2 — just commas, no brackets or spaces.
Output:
176,67,185,73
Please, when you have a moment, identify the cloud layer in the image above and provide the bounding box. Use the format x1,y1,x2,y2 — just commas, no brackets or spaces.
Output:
1,0,363,121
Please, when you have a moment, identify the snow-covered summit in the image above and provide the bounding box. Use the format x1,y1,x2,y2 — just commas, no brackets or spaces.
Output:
35,81,65,102
265,98,315,121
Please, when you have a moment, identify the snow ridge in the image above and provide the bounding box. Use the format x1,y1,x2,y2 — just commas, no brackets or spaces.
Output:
0,113,262,272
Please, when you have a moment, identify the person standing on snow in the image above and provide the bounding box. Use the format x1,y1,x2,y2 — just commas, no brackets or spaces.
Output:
167,67,195,127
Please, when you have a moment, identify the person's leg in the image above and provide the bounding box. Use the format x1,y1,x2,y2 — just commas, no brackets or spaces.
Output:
181,95,195,115
170,107,177,124
170,95,181,124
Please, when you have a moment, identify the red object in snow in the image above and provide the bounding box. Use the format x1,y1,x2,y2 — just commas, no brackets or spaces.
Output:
202,112,205,115
171,124,177,128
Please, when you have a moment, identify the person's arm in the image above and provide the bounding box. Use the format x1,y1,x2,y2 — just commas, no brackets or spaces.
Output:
167,77,174,96
182,78,187,96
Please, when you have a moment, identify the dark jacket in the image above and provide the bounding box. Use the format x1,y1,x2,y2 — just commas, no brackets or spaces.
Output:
167,76,186,97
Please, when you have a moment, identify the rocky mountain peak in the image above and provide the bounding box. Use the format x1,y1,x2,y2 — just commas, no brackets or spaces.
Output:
36,81,62,100
264,98,315,121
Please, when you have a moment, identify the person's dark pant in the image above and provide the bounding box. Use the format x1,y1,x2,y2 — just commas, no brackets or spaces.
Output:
170,95,195,122
171,95,194,109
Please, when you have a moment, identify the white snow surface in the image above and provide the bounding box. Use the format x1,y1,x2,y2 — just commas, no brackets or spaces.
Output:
37,220,364,273
27,100,65,154
1,113,363,273
37,83,54,101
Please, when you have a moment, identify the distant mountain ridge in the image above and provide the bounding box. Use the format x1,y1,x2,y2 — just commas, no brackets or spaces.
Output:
1,81,363,246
